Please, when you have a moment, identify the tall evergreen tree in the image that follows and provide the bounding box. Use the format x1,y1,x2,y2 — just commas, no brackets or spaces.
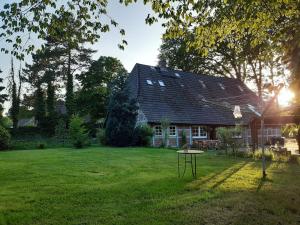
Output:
34,85,46,128
105,86,138,147
0,70,8,116
8,59,22,129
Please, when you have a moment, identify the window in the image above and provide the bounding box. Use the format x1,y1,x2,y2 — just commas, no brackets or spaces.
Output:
146,80,153,85
192,126,207,138
169,126,176,136
150,66,156,71
238,85,244,92
154,126,162,136
192,126,199,137
199,80,206,88
218,82,225,90
158,80,165,86
175,73,181,78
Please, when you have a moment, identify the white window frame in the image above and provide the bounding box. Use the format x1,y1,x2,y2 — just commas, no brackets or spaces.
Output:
192,126,207,138
169,126,176,136
154,125,162,136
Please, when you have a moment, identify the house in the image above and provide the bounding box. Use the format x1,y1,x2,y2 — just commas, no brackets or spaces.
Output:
17,117,37,127
128,63,282,147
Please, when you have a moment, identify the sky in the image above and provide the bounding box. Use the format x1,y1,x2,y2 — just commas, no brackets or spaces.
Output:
0,1,165,112
0,1,165,75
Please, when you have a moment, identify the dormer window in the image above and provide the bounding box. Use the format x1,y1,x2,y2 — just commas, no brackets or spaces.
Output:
199,80,206,88
175,73,181,78
158,80,165,87
218,83,225,90
150,66,156,71
238,85,244,92
146,80,153,85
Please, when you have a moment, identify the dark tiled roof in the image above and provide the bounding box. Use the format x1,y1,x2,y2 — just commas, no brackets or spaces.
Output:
128,63,261,125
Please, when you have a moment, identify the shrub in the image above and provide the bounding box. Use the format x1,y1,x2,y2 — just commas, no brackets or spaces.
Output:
69,115,88,149
36,142,46,149
133,124,154,146
105,87,138,146
216,126,243,155
253,149,274,161
0,117,12,129
55,119,69,146
0,125,11,150
96,128,106,145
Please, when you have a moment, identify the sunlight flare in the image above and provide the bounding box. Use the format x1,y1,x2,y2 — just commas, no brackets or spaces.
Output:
278,88,295,106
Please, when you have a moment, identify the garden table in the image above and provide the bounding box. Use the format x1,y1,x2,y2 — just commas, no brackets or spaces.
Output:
177,150,204,178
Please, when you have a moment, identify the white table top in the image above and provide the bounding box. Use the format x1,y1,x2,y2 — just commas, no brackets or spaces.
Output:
177,150,204,154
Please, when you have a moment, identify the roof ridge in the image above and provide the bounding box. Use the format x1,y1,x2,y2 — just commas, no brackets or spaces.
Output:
134,63,243,82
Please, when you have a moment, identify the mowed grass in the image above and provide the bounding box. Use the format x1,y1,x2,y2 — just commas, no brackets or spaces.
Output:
0,147,300,225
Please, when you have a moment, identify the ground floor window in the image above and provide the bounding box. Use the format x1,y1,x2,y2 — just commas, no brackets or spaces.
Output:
154,126,162,136
192,126,207,138
169,126,176,136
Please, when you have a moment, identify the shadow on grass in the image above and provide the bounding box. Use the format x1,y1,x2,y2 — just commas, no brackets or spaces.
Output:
256,176,273,192
211,161,248,189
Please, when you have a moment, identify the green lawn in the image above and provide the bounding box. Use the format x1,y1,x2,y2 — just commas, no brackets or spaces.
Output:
0,147,299,225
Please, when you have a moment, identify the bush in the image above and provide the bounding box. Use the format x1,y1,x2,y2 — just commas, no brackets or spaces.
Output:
69,115,88,149
253,149,274,161
105,87,138,146
133,124,153,146
0,117,12,129
0,125,11,150
36,142,46,149
55,119,69,146
96,128,106,145
181,130,187,147
216,126,243,155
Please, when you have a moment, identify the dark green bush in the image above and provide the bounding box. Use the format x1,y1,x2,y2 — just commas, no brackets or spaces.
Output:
37,143,46,149
55,119,69,146
69,115,88,149
96,128,106,145
0,125,11,150
105,87,138,147
133,124,153,146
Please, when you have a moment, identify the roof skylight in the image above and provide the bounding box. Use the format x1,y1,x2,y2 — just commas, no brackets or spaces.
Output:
247,104,261,116
146,80,153,85
175,73,181,78
158,80,165,87
218,83,225,90
199,80,206,88
150,66,156,71
238,85,244,92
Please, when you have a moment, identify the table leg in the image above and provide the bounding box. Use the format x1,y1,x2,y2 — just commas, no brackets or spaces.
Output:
177,153,180,178
190,154,195,177
194,154,197,178
182,154,187,177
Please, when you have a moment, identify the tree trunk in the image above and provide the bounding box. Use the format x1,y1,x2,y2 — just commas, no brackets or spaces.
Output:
296,128,300,153
66,47,74,121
